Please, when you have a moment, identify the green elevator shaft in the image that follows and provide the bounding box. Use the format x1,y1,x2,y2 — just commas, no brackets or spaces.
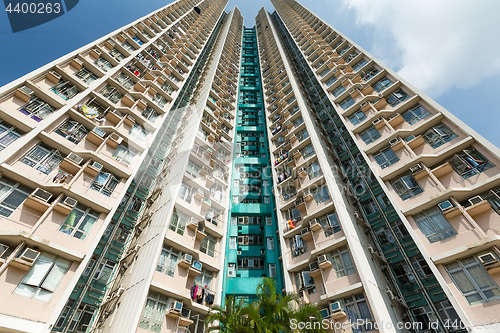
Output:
222,27,284,303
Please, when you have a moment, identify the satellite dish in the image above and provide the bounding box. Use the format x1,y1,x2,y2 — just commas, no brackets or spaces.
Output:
194,6,201,14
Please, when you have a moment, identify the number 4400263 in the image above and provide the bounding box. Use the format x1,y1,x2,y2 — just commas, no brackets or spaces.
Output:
5,2,61,14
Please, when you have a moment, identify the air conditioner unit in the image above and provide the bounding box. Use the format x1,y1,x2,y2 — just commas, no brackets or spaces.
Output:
372,118,382,125
389,137,400,146
389,113,400,120
170,301,183,313
349,89,356,94
309,262,319,271
192,260,202,271
91,161,103,171
319,308,329,319
115,285,125,297
360,101,368,107
92,127,106,138
182,253,192,264
301,227,310,235
261,249,266,255
20,86,34,95
237,250,242,255
341,77,347,82
478,252,498,266
378,93,384,99
385,287,395,299
19,248,40,263
63,197,78,208
318,254,327,263
410,163,423,173
468,195,484,205
32,188,52,202
67,152,84,165
0,243,9,258
329,301,342,313
47,70,61,83
438,200,454,212
353,212,361,219
181,308,191,318
405,135,416,142
367,245,375,254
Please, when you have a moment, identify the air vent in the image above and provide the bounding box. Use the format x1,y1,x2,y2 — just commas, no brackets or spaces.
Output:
19,248,40,263
63,197,78,208
468,195,483,205
32,188,52,202
478,252,498,265
410,163,423,173
67,152,83,165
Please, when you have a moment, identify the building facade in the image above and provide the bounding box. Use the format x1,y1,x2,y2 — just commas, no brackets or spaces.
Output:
0,0,499,332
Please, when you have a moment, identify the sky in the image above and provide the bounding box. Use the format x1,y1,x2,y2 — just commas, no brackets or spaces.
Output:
0,0,499,146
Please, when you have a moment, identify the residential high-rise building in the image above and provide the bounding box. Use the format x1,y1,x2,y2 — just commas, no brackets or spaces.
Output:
0,0,499,332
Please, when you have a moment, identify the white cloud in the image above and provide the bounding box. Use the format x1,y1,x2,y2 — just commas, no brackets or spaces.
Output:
339,0,500,97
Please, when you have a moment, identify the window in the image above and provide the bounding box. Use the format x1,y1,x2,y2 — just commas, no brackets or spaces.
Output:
449,148,493,179
402,104,431,125
112,143,136,166
436,301,462,325
0,120,23,150
237,257,264,269
55,299,96,332
51,80,79,100
360,126,381,144
0,177,33,217
391,175,423,200
200,234,217,257
311,184,330,204
153,93,167,108
121,42,135,53
300,145,315,159
99,85,123,104
115,73,135,90
156,245,179,277
422,123,457,149
343,293,373,333
339,96,354,110
332,84,346,97
94,57,113,72
142,106,159,123
169,209,188,235
90,171,120,197
318,213,341,237
413,207,457,243
373,77,393,92
20,143,64,174
446,256,500,305
411,254,433,279
19,97,56,122
109,48,125,61
374,227,394,245
386,89,409,107
324,75,337,87
55,119,88,144
92,259,116,284
58,204,99,240
266,237,274,250
186,160,200,178
129,124,148,141
329,246,355,277
139,291,171,333
352,59,368,71
229,237,237,249
238,235,262,246
348,110,366,125
268,264,277,278
74,67,98,84
306,162,322,179
14,252,71,302
178,182,194,203
290,235,307,258
194,268,212,289
266,216,272,226
374,147,399,169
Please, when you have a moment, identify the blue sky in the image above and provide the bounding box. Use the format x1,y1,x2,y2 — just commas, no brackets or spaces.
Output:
1,0,499,146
